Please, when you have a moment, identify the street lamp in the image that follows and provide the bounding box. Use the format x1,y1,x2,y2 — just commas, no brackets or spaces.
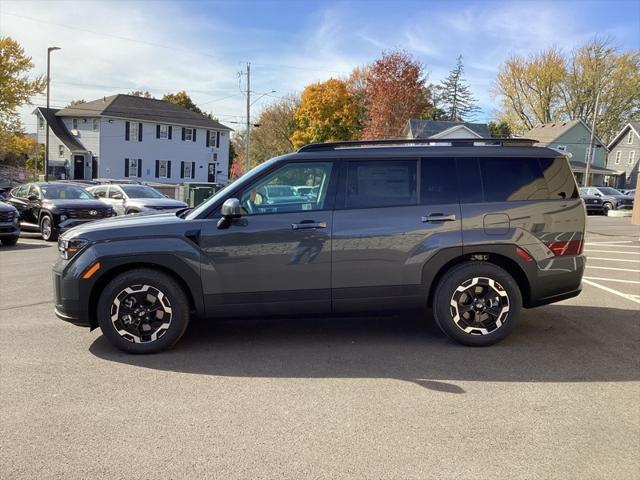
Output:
45,46,61,182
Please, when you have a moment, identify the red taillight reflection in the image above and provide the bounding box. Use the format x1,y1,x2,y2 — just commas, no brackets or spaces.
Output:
516,246,534,261
544,240,583,256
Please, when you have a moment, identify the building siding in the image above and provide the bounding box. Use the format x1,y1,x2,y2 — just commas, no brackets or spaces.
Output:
549,124,607,168
606,127,639,189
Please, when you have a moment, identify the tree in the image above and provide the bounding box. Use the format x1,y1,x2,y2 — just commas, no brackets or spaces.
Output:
65,99,86,107
494,38,639,141
419,84,447,120
0,36,45,160
345,66,369,130
162,91,203,114
290,79,359,148
487,120,512,137
437,55,480,121
251,95,298,165
129,90,154,98
361,50,431,139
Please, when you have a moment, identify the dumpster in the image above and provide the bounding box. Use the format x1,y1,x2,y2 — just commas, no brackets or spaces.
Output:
181,182,222,207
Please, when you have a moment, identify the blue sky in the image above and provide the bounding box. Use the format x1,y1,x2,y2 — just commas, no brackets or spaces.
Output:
2,0,639,132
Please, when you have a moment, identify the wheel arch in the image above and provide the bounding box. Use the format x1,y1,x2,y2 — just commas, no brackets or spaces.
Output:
425,247,532,308
87,260,201,329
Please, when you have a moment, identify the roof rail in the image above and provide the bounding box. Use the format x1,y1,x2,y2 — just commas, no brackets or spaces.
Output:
297,137,538,152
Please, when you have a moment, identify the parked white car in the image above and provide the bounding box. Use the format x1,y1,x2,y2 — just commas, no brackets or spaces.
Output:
88,184,188,216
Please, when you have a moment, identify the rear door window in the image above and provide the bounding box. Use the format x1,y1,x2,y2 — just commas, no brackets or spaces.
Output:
420,158,458,204
479,157,549,201
539,157,578,199
345,160,417,209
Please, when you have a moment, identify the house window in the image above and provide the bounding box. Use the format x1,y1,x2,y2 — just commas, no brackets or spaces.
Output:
629,151,636,165
128,158,139,178
72,119,78,130
129,122,139,141
184,128,193,141
58,145,64,157
159,125,168,139
183,162,192,178
615,151,622,164
158,160,169,178
92,119,99,131
628,131,634,144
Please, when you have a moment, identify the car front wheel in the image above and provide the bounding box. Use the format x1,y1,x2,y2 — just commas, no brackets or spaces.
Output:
432,262,522,346
97,269,190,354
40,214,57,241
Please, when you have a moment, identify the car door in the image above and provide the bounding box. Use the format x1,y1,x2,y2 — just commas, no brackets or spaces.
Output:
7,185,28,220
199,160,337,317
331,158,463,313
25,185,43,224
106,186,126,215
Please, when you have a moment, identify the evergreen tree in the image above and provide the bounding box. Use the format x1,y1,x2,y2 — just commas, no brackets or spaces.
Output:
438,55,479,121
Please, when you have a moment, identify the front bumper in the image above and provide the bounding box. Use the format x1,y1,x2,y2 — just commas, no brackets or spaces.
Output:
0,222,20,237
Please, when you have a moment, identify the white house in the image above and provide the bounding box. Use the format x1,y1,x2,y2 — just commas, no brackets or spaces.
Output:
402,119,491,139
34,94,233,184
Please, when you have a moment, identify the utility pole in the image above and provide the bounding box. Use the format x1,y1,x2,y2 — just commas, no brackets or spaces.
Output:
584,88,601,187
45,46,61,182
245,62,251,174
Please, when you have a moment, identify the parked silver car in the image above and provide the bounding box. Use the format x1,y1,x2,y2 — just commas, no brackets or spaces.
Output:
88,184,187,216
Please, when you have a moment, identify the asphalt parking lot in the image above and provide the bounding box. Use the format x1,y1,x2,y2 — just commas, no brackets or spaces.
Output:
1,216,639,480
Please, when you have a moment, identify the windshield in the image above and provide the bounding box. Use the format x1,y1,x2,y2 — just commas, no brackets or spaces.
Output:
597,187,623,195
121,185,165,199
41,184,93,200
579,188,588,195
265,185,295,197
186,156,281,219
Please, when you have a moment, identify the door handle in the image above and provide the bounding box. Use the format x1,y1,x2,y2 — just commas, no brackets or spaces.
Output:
292,221,327,230
421,213,456,222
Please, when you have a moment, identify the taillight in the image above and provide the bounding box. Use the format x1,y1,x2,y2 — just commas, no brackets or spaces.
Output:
544,240,583,256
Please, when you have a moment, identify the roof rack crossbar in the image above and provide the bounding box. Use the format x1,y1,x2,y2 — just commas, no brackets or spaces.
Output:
298,137,537,152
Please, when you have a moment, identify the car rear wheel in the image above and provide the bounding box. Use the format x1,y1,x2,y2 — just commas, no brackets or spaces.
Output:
40,214,57,241
432,262,521,346
97,269,190,354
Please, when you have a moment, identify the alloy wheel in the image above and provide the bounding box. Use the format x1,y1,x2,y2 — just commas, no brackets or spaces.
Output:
41,217,52,240
449,277,510,335
110,284,173,343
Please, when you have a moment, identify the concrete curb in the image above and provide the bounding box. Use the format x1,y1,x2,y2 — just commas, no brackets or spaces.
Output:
608,209,633,217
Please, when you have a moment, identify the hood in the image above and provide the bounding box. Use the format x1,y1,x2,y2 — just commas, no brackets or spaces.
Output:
127,198,188,208
0,201,17,213
43,199,111,209
61,211,190,241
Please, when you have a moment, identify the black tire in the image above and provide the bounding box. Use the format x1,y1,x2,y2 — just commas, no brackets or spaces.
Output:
97,269,190,354
432,262,522,346
39,214,58,241
1,235,19,246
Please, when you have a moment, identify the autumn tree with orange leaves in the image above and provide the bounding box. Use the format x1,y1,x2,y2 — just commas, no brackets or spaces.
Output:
362,50,431,139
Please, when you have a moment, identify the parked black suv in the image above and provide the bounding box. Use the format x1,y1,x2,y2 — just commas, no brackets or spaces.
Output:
53,139,586,353
0,201,20,245
8,182,113,241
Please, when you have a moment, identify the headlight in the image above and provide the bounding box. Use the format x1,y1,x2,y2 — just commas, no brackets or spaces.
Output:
58,237,89,260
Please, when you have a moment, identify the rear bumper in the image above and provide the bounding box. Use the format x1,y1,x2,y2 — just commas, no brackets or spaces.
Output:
526,255,586,308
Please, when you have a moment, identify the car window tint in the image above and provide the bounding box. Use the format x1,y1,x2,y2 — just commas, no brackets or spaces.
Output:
420,158,458,204
480,157,548,201
539,157,578,200
456,158,483,203
345,160,417,209
93,186,107,198
240,162,333,215
28,185,40,198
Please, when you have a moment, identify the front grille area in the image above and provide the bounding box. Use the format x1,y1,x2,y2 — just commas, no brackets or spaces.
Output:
65,208,110,219
0,211,15,222
148,205,178,210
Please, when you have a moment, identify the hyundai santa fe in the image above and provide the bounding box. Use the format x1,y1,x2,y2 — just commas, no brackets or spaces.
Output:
53,138,586,353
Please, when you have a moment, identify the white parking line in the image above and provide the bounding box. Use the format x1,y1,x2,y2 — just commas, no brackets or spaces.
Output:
582,279,640,305
584,249,640,255
583,276,640,285
587,257,640,263
584,244,640,249
585,241,634,245
586,266,640,273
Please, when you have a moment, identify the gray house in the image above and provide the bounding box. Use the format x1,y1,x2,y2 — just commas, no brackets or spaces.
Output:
402,120,490,139
606,122,639,190
34,94,232,184
524,119,614,186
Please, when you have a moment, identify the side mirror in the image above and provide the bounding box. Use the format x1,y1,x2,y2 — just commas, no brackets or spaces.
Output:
112,193,123,200
27,194,38,202
217,198,242,229
93,193,100,199
594,192,602,197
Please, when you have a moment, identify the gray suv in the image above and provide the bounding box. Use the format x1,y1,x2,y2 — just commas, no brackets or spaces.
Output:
87,184,187,215
53,139,586,353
